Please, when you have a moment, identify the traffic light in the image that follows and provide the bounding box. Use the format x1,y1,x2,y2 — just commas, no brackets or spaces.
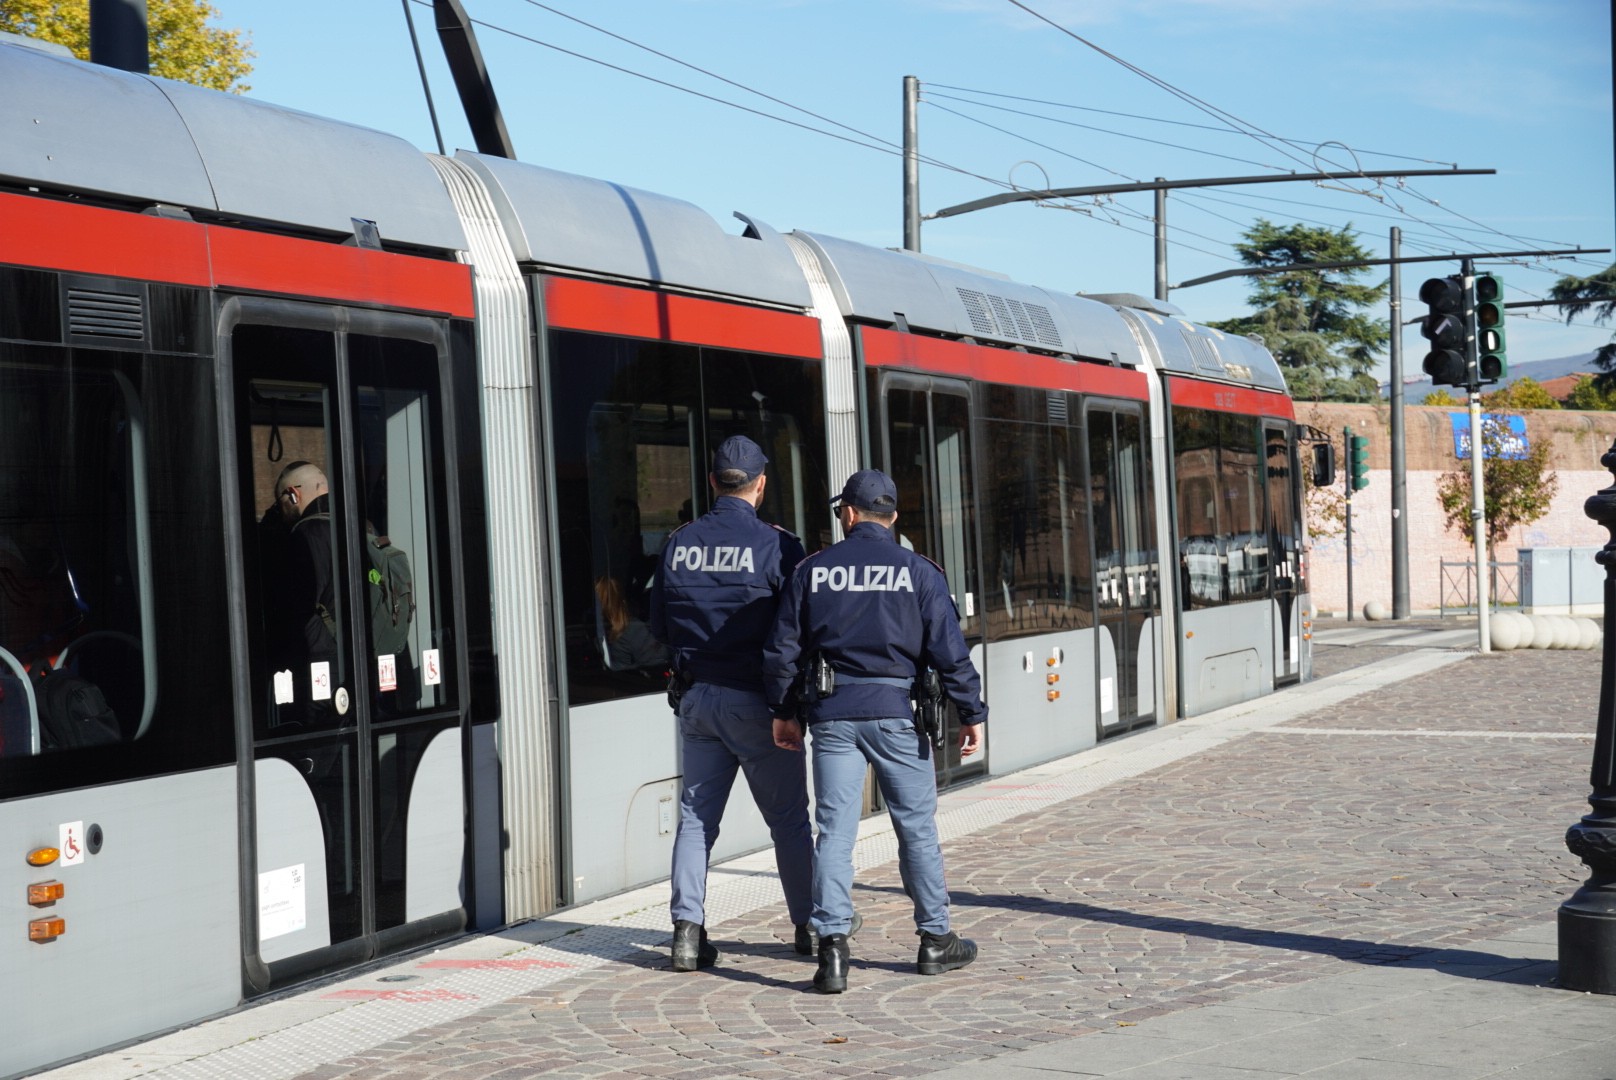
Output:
1348,429,1369,491
1419,275,1469,387
1474,272,1507,383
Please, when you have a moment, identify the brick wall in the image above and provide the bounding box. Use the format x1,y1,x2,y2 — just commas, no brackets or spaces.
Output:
1293,402,1616,614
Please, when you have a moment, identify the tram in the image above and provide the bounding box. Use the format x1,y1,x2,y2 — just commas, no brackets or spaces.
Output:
0,38,1308,1077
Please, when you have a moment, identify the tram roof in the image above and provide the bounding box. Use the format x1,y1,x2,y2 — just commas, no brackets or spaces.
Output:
458,153,812,310
1114,304,1291,394
0,42,467,253
790,232,1142,365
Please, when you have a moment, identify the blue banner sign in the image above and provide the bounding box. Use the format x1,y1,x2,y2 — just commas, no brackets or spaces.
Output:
1450,412,1528,460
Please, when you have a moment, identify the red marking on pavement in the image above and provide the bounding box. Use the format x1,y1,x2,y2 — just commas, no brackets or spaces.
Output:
416,958,575,971
322,988,479,1003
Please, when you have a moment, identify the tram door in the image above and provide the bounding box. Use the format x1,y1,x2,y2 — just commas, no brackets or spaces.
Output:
881,378,986,787
1086,403,1159,737
1265,423,1302,685
228,304,466,988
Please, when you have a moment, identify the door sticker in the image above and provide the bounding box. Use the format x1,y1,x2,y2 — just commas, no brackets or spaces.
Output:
310,661,332,701
377,654,397,693
258,863,307,941
422,648,442,686
59,821,85,868
273,669,295,705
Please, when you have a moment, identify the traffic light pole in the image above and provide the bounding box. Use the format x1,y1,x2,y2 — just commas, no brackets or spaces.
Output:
1463,258,1491,653
1389,228,1410,620
1344,426,1355,622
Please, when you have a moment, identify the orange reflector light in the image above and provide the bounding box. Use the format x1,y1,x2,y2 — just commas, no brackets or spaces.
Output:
28,881,63,906
28,916,64,942
1046,673,1059,685
1045,657,1056,667
26,848,59,867
1185,631,1194,639
1046,690,1060,702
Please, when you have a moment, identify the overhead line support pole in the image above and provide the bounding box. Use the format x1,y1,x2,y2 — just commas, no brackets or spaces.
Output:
1390,227,1409,619
903,76,921,252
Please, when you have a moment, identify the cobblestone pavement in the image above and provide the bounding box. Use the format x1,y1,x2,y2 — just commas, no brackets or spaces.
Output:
47,643,1614,1080
279,649,1603,1079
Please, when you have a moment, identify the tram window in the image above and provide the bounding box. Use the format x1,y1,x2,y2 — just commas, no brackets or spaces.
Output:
549,330,827,705
1221,414,1267,602
978,385,1089,640
0,340,232,788
351,335,455,719
1172,406,1223,608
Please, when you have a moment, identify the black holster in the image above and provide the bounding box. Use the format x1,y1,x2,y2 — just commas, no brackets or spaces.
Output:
666,667,694,712
912,667,944,751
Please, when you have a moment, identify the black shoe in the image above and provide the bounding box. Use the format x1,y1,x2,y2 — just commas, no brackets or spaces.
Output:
813,933,850,993
795,912,863,955
671,919,718,972
916,930,976,975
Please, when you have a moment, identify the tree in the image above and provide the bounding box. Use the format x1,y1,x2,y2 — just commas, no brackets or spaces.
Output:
1422,388,1460,406
1207,220,1388,402
1548,263,1616,390
0,0,253,92
1481,377,1560,411
1435,415,1558,560
1567,376,1616,411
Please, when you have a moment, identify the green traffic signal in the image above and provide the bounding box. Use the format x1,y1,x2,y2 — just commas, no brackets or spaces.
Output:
1474,272,1507,383
1349,433,1369,492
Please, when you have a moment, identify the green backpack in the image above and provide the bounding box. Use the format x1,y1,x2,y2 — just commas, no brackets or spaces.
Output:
294,512,416,656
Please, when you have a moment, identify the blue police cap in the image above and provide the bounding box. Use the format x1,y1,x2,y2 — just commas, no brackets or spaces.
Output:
831,469,898,513
713,435,768,479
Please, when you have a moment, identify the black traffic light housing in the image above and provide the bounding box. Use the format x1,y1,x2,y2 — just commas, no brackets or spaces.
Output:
1419,275,1469,387
1310,441,1336,488
1474,272,1507,383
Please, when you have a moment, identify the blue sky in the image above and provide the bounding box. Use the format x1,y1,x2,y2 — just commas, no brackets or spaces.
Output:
217,0,1612,379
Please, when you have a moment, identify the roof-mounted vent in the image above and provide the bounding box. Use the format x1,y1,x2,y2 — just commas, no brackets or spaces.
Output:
956,287,1062,348
1181,329,1224,376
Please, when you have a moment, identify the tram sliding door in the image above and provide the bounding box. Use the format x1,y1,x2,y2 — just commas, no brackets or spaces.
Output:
1265,422,1303,685
228,302,466,988
880,376,986,787
1085,403,1160,737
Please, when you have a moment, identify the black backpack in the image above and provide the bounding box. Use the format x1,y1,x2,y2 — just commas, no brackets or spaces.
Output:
31,666,121,750
294,511,416,656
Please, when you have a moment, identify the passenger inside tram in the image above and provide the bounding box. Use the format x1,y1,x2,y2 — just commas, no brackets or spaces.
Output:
594,575,668,673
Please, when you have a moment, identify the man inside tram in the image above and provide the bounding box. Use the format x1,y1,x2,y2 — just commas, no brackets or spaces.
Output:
274,460,338,723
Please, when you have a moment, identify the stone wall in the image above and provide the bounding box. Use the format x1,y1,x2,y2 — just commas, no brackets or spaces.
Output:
1293,401,1616,614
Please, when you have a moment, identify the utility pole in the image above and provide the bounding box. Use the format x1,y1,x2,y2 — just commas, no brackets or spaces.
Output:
1154,180,1168,302
1389,227,1409,619
903,76,921,252
1463,257,1491,653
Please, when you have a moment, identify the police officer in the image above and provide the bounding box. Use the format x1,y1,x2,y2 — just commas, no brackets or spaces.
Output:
649,435,814,972
765,468,986,994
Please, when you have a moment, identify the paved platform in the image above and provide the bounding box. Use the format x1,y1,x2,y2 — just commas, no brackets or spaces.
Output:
38,637,1616,1080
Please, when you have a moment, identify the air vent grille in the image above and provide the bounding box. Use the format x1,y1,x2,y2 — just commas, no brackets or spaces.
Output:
68,288,144,340
954,287,1063,348
1181,329,1224,375
1046,391,1068,423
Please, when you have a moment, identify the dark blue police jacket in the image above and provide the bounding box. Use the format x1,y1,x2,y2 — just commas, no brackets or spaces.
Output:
764,520,987,726
649,495,805,692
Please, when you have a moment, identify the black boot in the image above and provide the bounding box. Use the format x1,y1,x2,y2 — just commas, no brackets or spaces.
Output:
794,911,863,955
813,933,850,993
916,930,976,975
671,919,718,972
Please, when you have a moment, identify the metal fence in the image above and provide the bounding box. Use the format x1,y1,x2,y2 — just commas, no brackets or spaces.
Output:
1439,559,1522,617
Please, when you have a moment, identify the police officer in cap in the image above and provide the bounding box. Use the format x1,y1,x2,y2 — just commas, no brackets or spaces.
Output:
765,468,986,993
649,434,814,971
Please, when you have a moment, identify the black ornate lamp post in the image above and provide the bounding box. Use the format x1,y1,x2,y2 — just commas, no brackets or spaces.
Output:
1560,440,1616,993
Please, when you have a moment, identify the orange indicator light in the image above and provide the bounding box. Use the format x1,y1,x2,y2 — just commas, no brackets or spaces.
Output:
26,848,60,867
1046,690,1060,702
28,916,65,942
28,881,64,906
1046,673,1059,685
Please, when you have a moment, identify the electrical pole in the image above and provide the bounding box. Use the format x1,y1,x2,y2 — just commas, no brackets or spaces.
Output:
903,76,921,252
1154,180,1168,302
1389,227,1409,619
